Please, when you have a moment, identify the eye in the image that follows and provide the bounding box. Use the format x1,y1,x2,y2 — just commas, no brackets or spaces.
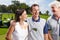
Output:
51,7,54,9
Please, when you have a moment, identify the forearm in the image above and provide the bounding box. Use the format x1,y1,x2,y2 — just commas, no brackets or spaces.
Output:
48,34,53,40
44,34,48,40
48,31,53,40
6,34,12,40
6,20,15,40
6,26,14,40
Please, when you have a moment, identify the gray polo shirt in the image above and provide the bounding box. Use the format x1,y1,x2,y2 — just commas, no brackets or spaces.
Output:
47,15,60,40
27,17,48,40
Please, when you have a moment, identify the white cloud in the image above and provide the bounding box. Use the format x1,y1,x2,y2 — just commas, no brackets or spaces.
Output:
28,0,45,6
17,0,26,3
17,0,45,6
0,0,12,6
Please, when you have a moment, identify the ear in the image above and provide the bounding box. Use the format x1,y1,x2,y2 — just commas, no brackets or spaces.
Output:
19,16,22,19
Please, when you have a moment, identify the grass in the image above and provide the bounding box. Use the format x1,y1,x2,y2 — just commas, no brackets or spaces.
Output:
0,13,49,40
0,13,60,40
0,28,8,40
2,13,15,22
40,14,49,20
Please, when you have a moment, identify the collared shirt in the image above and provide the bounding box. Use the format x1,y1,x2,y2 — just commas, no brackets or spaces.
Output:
47,15,60,40
27,17,48,40
32,17,40,22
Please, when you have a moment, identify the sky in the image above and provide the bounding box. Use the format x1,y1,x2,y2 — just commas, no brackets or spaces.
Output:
0,0,56,15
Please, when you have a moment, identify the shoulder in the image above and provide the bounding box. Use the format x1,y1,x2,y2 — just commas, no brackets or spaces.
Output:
27,17,32,20
24,22,28,26
47,16,52,21
27,17,32,23
40,18,46,22
47,16,53,23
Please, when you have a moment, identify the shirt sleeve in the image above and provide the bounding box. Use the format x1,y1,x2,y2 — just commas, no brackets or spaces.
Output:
43,22,48,34
47,21,52,30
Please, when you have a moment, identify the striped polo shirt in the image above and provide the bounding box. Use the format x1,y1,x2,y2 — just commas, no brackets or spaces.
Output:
47,15,60,40
27,17,48,40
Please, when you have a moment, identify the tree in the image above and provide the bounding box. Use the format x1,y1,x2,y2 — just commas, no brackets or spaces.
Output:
11,0,21,13
18,3,30,14
0,0,31,13
7,4,17,13
0,5,7,13
11,0,30,13
39,11,42,15
46,10,49,15
12,0,20,7
0,5,2,12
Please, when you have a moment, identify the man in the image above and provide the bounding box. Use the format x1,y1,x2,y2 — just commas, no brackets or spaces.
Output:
27,4,48,40
10,4,48,40
47,1,60,40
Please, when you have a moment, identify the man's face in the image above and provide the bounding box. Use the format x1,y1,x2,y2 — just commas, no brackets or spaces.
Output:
51,5,58,13
51,5,60,17
31,6,40,17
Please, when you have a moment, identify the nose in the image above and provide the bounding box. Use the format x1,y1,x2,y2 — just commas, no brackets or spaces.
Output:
35,11,39,14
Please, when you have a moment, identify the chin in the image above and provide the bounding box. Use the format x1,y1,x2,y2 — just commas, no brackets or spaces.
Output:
35,15,38,16
58,16,60,18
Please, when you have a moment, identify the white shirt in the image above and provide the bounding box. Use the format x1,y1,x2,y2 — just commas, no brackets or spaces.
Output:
27,17,46,40
47,16,60,40
12,22,28,40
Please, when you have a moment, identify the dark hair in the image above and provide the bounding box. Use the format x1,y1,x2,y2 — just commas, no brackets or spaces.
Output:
15,9,25,22
31,4,39,11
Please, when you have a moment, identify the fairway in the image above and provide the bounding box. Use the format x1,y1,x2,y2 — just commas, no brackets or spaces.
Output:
0,28,8,40
0,14,49,40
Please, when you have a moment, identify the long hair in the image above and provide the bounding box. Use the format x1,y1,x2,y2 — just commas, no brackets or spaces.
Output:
15,9,25,22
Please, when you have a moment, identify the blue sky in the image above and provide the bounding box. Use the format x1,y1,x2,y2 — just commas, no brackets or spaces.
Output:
0,0,55,15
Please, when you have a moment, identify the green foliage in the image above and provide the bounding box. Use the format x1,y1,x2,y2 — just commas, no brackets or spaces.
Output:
0,0,30,13
0,13,49,40
2,13,15,22
0,5,7,12
0,28,8,35
0,28,8,40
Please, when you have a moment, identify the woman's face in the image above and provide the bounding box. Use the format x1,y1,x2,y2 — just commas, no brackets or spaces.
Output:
19,11,27,21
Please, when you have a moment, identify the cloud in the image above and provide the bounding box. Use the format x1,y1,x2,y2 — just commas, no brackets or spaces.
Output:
17,0,26,3
17,0,45,6
0,0,12,6
0,0,55,15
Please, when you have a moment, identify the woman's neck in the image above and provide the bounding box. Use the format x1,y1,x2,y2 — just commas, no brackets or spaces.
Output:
19,19,24,25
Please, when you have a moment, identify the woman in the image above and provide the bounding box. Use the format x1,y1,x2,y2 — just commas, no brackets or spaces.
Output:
6,9,28,40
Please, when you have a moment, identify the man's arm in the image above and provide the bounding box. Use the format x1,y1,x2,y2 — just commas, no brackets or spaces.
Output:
44,23,48,40
46,21,53,40
48,30,53,40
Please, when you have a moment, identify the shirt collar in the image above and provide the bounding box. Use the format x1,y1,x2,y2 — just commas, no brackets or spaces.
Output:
52,15,59,21
32,16,40,22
